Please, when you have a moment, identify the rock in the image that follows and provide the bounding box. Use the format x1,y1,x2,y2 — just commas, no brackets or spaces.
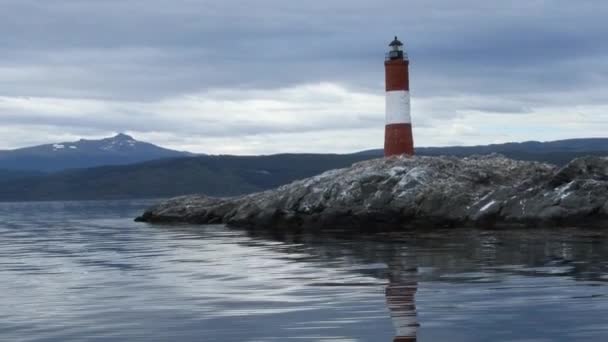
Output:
136,155,608,229
602,201,608,216
549,156,608,186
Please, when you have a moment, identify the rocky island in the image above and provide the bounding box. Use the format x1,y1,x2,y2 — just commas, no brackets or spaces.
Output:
136,155,608,229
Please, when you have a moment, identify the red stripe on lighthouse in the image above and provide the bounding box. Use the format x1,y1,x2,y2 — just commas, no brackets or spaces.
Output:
385,123,414,156
384,37,414,157
385,60,410,91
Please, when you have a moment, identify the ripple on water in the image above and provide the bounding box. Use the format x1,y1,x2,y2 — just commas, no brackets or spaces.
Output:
1,201,608,341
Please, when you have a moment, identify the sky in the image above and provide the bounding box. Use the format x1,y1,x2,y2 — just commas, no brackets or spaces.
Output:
1,0,607,154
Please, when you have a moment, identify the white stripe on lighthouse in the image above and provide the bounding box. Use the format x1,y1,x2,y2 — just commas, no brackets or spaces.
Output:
385,90,411,124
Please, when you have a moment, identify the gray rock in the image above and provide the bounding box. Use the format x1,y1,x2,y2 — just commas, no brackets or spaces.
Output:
136,155,608,229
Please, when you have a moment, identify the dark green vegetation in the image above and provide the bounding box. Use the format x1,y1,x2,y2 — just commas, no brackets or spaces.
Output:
0,138,606,201
0,169,45,182
0,154,372,201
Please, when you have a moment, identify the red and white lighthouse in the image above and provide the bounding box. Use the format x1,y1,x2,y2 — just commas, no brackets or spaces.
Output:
384,36,414,157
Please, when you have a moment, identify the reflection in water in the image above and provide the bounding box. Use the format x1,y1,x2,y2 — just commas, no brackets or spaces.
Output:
244,227,608,341
386,267,418,341
2,201,608,341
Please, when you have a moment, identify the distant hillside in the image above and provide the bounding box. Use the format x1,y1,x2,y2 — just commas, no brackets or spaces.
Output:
0,154,373,201
0,138,606,202
359,138,608,165
0,133,191,172
0,169,45,182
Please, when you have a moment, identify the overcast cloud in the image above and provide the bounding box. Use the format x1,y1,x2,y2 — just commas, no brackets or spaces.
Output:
1,0,607,153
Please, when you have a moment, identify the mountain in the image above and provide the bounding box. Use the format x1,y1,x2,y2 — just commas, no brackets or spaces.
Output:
0,138,606,202
0,133,191,172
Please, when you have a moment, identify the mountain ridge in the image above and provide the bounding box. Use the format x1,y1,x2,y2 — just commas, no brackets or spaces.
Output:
0,133,191,172
0,136,606,202
4,134,608,172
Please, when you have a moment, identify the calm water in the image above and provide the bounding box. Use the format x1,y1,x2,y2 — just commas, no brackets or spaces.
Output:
2,201,608,341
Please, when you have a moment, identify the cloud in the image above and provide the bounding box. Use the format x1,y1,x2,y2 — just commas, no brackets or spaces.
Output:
1,82,606,154
0,0,607,153
0,83,382,137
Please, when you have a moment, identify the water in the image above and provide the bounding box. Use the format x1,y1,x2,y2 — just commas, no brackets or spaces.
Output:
1,201,608,341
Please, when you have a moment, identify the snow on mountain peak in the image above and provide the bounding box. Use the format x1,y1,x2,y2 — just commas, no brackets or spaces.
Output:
52,143,80,151
52,143,78,151
99,133,139,151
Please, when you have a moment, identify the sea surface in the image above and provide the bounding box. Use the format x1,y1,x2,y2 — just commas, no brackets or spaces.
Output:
1,200,608,341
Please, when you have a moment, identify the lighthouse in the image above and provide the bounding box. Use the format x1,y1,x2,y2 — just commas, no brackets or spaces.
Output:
384,36,414,157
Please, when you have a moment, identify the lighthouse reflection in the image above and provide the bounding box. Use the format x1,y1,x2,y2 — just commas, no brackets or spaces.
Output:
386,266,419,341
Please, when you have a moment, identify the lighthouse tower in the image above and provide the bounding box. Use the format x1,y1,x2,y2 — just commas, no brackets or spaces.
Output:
384,36,414,157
